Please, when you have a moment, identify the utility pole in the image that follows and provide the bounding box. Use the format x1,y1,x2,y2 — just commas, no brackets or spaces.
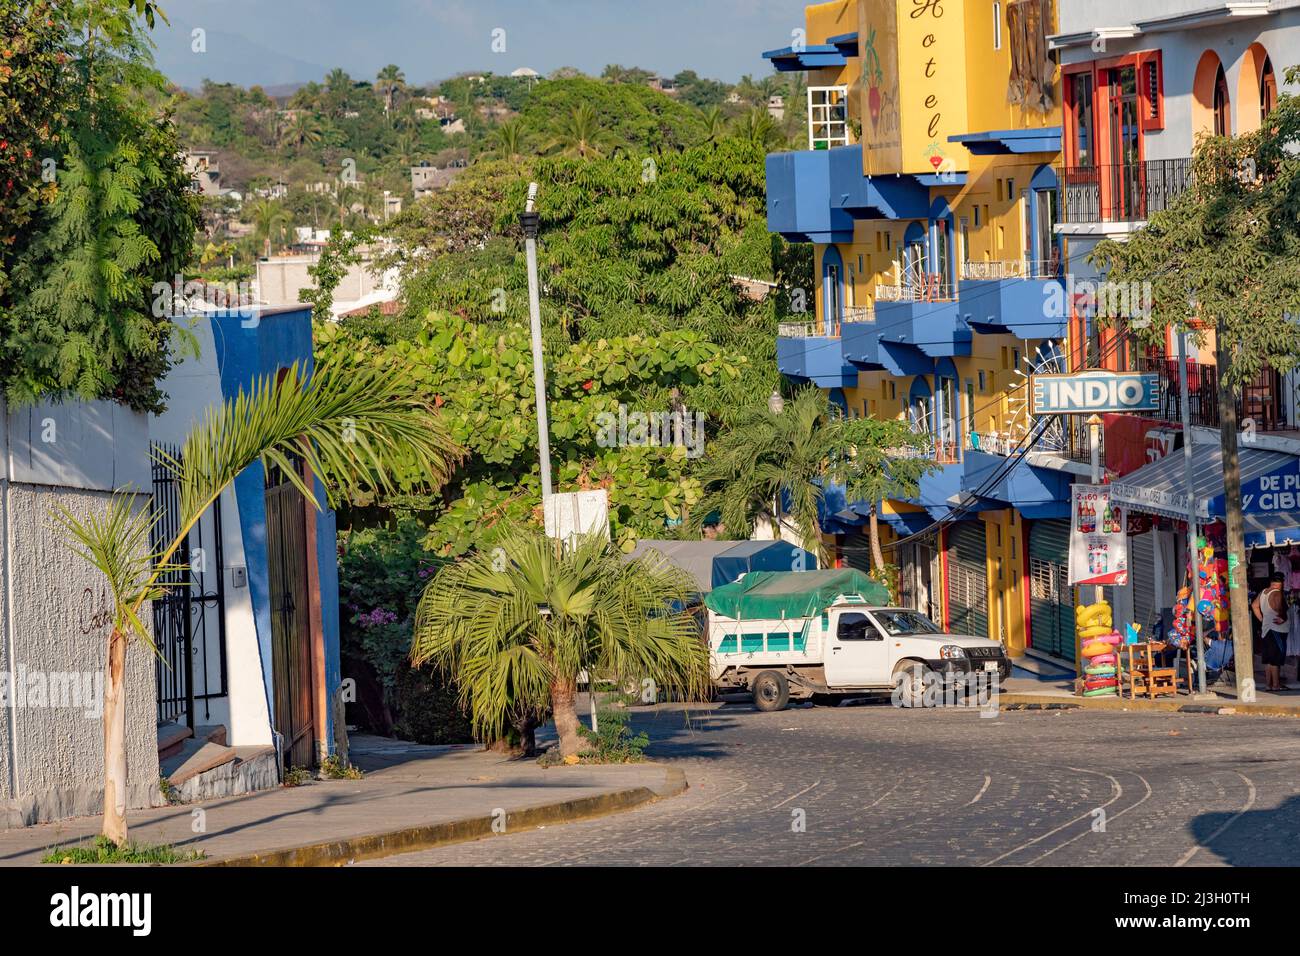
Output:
1087,413,1104,605
1176,331,1208,696
520,182,553,502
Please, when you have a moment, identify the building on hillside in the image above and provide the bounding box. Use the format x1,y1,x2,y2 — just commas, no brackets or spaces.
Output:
1050,0,1300,662
411,161,464,199
764,0,1071,663
255,252,399,319
647,75,679,95
184,150,223,197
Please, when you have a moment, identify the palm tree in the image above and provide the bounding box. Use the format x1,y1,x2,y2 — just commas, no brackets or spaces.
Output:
702,105,726,143
731,107,782,149
487,118,530,161
246,198,288,256
57,357,460,845
411,528,709,759
691,386,835,558
546,103,612,159
280,112,324,151
376,64,407,117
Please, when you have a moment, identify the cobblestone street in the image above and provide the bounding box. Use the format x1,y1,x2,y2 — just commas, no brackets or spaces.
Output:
363,701,1300,867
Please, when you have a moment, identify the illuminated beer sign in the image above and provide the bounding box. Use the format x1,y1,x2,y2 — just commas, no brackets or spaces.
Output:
1030,371,1160,416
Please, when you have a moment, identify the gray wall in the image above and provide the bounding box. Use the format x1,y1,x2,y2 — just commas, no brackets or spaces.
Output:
0,400,163,828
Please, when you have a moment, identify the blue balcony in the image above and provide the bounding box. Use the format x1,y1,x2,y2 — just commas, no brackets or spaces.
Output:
766,146,932,243
776,325,858,388
874,292,971,360
960,261,1068,340
960,448,1072,519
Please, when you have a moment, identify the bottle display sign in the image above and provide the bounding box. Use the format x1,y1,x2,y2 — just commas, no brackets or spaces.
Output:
1069,484,1128,586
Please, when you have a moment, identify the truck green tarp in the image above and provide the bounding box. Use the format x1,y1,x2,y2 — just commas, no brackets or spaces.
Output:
704,569,891,621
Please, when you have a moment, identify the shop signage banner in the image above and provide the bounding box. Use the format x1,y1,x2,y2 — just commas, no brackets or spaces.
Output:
1031,371,1160,416
1069,484,1129,586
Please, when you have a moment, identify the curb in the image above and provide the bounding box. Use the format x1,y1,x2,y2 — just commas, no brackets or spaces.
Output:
200,765,688,867
997,693,1300,718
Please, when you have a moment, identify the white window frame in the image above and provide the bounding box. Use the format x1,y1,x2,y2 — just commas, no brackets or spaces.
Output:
808,85,850,150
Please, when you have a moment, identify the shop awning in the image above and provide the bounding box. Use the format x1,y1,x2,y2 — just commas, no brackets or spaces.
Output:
1243,511,1300,549
1109,446,1298,521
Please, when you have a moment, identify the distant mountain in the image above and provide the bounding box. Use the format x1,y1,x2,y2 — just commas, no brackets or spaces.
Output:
150,17,330,89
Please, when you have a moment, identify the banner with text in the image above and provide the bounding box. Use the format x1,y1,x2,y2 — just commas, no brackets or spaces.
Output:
1069,484,1129,587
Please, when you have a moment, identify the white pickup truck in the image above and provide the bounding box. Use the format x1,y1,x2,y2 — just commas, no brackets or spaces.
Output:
705,568,1010,711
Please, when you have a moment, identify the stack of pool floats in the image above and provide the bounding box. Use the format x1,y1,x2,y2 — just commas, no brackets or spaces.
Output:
1077,600,1121,697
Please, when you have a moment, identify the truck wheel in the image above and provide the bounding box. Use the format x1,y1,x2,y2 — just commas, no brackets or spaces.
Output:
893,660,930,708
751,671,790,712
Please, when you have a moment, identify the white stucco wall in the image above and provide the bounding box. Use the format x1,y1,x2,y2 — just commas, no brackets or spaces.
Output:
0,400,163,828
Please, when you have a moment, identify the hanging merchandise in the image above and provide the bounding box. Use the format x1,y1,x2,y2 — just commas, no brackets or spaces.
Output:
1169,586,1194,648
1076,600,1119,697
1194,538,1230,637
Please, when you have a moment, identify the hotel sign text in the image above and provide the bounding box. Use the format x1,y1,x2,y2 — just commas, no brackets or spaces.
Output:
1030,371,1160,416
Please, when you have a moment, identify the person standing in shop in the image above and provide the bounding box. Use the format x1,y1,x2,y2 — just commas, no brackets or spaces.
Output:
1253,571,1288,692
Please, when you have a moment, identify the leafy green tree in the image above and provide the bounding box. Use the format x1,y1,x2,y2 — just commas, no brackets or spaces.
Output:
1,0,201,413
1090,70,1300,700
57,355,459,845
732,107,784,149
246,197,288,255
411,527,709,758
486,118,530,161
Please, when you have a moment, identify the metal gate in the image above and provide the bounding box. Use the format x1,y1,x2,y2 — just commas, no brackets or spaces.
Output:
946,522,990,640
1028,518,1074,663
152,445,228,729
266,465,315,771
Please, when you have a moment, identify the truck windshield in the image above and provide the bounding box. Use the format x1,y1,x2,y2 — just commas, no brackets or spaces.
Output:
870,610,942,636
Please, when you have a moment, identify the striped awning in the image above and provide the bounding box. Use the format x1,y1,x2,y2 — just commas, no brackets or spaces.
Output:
1109,446,1298,520
1244,512,1300,549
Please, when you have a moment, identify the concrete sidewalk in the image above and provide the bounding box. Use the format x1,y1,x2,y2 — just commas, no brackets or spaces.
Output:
1003,657,1300,716
0,735,685,867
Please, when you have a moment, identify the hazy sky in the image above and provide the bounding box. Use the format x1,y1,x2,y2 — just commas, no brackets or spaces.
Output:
150,0,802,89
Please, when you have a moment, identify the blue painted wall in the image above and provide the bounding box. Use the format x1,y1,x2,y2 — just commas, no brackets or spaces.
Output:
208,306,342,756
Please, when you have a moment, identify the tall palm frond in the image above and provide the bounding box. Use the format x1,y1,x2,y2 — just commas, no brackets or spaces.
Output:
58,354,462,646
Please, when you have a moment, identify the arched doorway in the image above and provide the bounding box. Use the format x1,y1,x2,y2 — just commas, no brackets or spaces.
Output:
1237,43,1275,133
934,358,960,462
821,245,844,335
908,375,934,445
928,198,954,297
1193,50,1230,138
902,222,927,297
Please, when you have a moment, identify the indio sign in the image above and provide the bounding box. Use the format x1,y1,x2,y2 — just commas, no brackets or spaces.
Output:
1030,371,1160,416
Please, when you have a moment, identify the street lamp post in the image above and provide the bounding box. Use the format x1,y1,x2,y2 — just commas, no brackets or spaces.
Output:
520,182,553,503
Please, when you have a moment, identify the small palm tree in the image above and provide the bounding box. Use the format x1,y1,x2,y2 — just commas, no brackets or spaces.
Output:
411,528,709,759
57,357,460,845
280,112,324,150
546,103,611,159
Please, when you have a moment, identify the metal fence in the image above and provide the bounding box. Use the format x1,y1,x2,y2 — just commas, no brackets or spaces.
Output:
1060,158,1193,224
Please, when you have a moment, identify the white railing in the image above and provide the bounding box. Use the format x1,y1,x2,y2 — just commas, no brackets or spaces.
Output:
960,259,1061,280
808,85,849,151
778,320,825,338
842,304,874,324
875,278,957,302
966,431,1017,456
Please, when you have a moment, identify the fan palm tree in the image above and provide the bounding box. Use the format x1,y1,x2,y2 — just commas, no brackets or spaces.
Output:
56,357,460,845
546,103,612,159
411,528,709,759
376,64,407,117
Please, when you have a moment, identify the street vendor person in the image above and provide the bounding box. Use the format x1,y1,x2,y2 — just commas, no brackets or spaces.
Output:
1253,571,1288,692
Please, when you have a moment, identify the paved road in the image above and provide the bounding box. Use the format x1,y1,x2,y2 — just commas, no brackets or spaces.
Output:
362,700,1300,866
